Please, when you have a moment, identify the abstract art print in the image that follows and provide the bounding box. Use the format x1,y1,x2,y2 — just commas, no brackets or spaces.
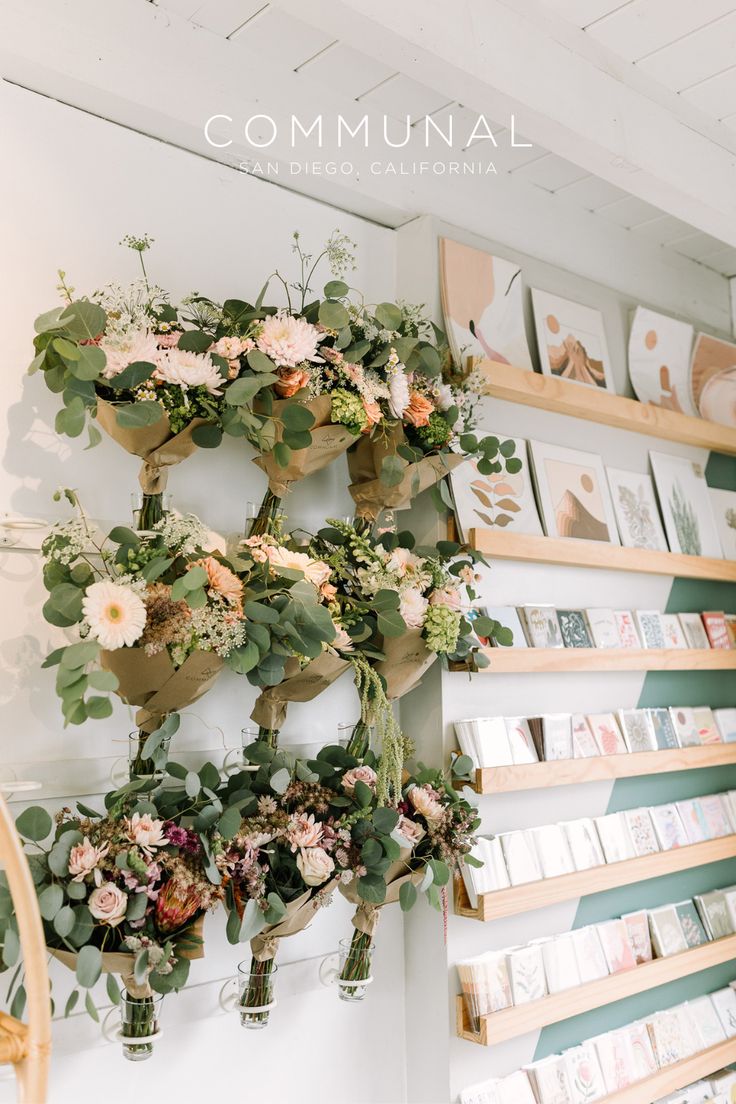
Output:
690,332,736,427
649,451,722,557
606,467,669,551
531,288,614,391
628,306,695,415
450,433,542,541
439,238,532,369
529,441,619,544
708,487,736,561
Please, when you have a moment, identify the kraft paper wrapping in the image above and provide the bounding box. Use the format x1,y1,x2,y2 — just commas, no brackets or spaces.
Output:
250,651,351,731
96,399,209,494
253,395,359,497
250,879,338,962
49,915,205,998
339,852,423,937
347,423,465,519
373,628,436,701
99,647,224,733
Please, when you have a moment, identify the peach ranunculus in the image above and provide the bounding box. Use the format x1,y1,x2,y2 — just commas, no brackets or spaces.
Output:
274,367,311,398
394,814,425,848
126,812,166,857
407,784,445,824
296,846,335,887
403,390,434,428
429,585,462,611
265,545,332,590
320,581,337,601
68,837,109,883
88,882,128,927
361,396,382,431
287,813,323,852
211,336,253,360
341,765,377,795
194,556,243,610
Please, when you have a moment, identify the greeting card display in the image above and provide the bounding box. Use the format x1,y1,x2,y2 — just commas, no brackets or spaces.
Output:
529,440,620,543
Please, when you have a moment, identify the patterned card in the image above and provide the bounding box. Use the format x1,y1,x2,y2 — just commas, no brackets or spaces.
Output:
593,1029,635,1093
621,910,653,964
596,919,637,973
506,945,547,1005
647,707,680,749
678,612,710,649
617,709,658,753
676,798,709,842
588,713,628,756
635,609,665,648
693,706,722,744
674,900,709,947
727,614,736,647
557,609,593,649
647,1009,690,1065
564,1044,607,1104
564,819,605,870
571,925,610,981
571,714,601,758
660,613,688,648
623,808,660,856
585,608,620,649
614,610,641,648
670,707,702,747
623,1021,658,1079
711,987,736,1038
702,610,732,650
699,793,732,838
695,890,734,939
650,803,689,850
543,714,573,761
526,1057,574,1104
595,812,635,863
715,708,736,743
521,605,564,648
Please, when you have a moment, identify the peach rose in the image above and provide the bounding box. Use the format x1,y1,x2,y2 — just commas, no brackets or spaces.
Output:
403,391,434,428
361,397,382,431
341,765,377,795
68,837,109,882
407,785,445,824
394,815,425,847
429,585,462,611
274,368,311,397
287,813,323,852
88,882,128,927
296,847,335,887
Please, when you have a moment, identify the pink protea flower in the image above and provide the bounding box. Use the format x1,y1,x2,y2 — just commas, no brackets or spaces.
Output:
256,312,324,368
155,878,202,934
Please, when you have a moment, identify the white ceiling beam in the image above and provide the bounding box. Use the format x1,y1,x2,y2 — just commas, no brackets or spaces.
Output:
271,0,736,245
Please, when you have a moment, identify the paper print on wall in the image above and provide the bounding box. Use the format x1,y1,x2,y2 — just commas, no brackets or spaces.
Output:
531,288,614,392
690,332,736,426
709,487,736,561
529,441,619,543
649,451,722,557
606,467,668,551
627,306,695,415
439,238,532,369
450,433,542,541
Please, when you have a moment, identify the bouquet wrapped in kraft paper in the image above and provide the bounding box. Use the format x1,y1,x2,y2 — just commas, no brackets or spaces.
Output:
253,395,359,499
100,647,224,733
249,652,351,738
347,422,465,520
373,627,436,703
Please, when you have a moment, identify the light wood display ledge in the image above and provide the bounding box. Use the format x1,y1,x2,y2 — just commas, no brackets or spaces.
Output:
474,648,736,674
455,933,736,1046
454,837,736,921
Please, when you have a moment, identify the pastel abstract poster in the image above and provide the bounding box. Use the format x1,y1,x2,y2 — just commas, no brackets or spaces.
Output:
529,441,619,543
628,306,695,415
690,333,736,427
531,288,614,391
439,237,532,369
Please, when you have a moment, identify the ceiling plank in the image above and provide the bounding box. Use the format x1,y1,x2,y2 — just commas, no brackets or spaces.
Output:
636,11,736,93
585,0,736,64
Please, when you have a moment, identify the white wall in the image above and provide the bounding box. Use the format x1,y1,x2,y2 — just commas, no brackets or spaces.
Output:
0,80,406,1104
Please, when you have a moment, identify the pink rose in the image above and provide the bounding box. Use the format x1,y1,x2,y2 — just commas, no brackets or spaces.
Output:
126,812,166,857
88,882,128,927
407,785,445,824
287,813,323,852
68,836,109,883
342,765,377,795
399,587,429,629
429,585,461,611
211,335,253,360
395,815,425,847
296,847,335,887
156,331,181,348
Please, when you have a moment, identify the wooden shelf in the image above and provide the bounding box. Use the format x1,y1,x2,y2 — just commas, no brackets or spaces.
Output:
454,836,736,922
468,528,736,583
456,934,736,1046
598,1038,736,1103
473,359,736,456
471,745,736,795
474,647,736,674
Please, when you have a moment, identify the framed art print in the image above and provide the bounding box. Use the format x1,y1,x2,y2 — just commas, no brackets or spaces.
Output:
531,288,614,391
606,467,669,551
649,451,722,557
627,306,695,415
529,440,620,543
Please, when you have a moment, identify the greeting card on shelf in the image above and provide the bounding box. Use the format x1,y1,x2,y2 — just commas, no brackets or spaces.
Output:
585,608,621,649
595,812,636,863
650,804,690,850
506,945,547,1005
557,610,594,649
649,905,689,957
526,1056,574,1104
588,713,628,756
504,717,539,764
670,708,702,747
563,1043,607,1104
688,995,727,1047
674,901,709,948
528,440,620,544
531,288,614,392
694,708,723,745
520,605,564,648
650,451,722,558
450,433,543,541
614,610,642,649
695,891,734,940
571,925,610,981
543,714,574,760
500,831,543,885
564,819,605,870
531,824,576,878
709,487,736,560
621,910,653,964
635,609,666,648
715,709,736,743
596,919,637,974
679,613,710,649
710,987,736,1037
607,465,670,551
702,611,732,650
648,708,680,750
660,613,688,649
542,934,581,994
572,714,600,758
628,306,695,415
618,709,658,753
623,808,660,856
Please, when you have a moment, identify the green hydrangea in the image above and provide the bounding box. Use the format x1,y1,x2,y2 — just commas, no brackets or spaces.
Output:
424,604,461,654
411,411,452,450
330,387,368,435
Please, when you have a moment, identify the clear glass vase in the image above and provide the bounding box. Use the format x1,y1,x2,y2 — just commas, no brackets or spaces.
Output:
237,960,277,1029
131,492,172,532
128,730,171,781
337,934,374,1002
338,720,375,759
120,991,163,1061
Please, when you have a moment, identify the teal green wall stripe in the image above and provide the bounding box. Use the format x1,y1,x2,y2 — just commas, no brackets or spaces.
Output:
534,450,736,1062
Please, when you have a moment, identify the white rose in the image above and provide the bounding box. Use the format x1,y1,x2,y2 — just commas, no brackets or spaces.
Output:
296,847,335,887
88,882,128,927
399,587,429,630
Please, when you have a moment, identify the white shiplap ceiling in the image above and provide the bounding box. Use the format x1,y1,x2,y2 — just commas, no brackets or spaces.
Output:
146,0,736,277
